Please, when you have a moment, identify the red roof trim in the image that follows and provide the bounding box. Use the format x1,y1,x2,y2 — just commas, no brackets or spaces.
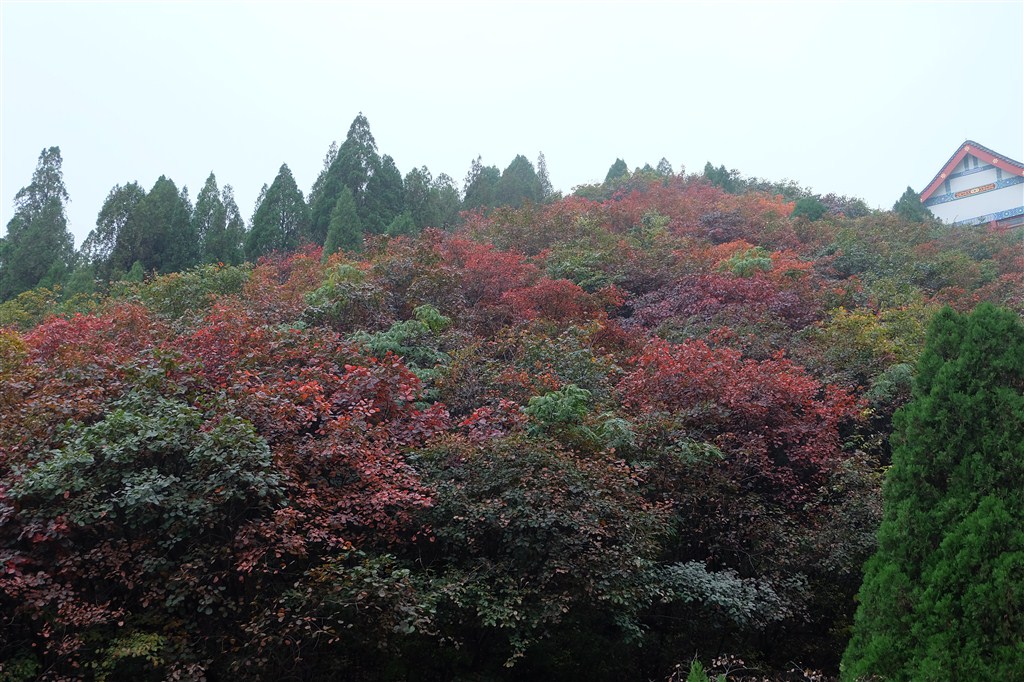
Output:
920,140,1024,202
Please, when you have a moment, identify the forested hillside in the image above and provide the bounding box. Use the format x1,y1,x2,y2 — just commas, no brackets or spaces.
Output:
1,116,1022,681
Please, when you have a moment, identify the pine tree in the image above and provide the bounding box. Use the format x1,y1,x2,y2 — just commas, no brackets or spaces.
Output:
537,151,554,202
309,114,381,244
0,147,75,300
83,182,147,278
494,154,543,208
193,172,227,262
218,185,246,265
363,153,405,234
604,158,629,184
429,173,462,229
385,210,416,238
404,166,434,230
130,176,198,273
463,156,501,211
893,186,933,223
323,186,362,257
246,164,309,260
842,304,1024,680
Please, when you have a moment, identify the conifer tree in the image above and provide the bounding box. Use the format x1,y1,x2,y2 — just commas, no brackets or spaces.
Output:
246,164,309,260
129,176,197,273
309,114,381,244
604,158,629,184
495,154,543,208
193,172,227,262
842,303,1024,680
324,186,362,256
893,186,933,223
0,147,75,300
363,153,405,234
430,173,462,229
463,156,501,211
537,151,554,202
83,181,147,278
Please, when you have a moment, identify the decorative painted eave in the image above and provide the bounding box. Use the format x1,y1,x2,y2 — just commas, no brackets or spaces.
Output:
920,140,1024,202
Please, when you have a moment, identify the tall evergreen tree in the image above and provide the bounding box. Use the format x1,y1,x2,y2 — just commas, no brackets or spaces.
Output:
191,175,246,265
82,182,147,278
363,153,405,234
656,157,674,177
246,164,310,260
703,162,741,193
129,176,197,273
404,166,435,230
0,147,75,300
430,173,462,230
495,154,543,208
463,156,501,211
842,304,1024,680
537,152,554,202
604,158,629,184
309,114,381,245
324,186,362,256
193,172,227,261
218,185,247,265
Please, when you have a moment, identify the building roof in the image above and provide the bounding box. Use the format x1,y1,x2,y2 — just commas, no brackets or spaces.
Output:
920,140,1024,202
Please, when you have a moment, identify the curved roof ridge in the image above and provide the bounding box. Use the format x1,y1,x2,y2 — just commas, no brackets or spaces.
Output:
920,140,1024,202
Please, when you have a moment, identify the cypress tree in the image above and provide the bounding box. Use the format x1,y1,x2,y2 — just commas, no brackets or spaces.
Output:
604,158,629,184
494,154,543,208
463,156,500,211
323,186,362,257
0,147,75,300
246,164,309,260
842,304,1024,680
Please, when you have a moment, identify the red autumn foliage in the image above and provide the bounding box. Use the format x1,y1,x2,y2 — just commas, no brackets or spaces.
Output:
502,277,602,324
619,338,861,503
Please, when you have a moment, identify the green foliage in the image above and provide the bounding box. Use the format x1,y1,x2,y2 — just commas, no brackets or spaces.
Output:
134,262,251,321
363,153,406,234
523,383,591,434
702,162,741,193
193,173,246,265
349,304,451,388
246,164,309,260
0,654,40,682
684,659,726,682
792,195,827,221
93,632,166,682
385,209,417,238
495,154,544,208
13,392,284,530
302,261,386,331
324,186,363,256
130,175,199,273
892,186,933,223
721,246,772,277
411,435,667,671
605,158,629,183
1,147,75,300
842,304,1024,680
463,156,501,211
659,561,800,631
83,181,147,278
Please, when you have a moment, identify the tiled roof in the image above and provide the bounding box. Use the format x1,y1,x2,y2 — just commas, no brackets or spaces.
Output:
920,140,1024,202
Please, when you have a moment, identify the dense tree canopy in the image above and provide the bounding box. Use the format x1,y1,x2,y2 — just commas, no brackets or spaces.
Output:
3,128,1023,681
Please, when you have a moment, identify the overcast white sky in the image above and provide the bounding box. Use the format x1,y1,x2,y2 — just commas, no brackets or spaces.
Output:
2,1,1022,247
